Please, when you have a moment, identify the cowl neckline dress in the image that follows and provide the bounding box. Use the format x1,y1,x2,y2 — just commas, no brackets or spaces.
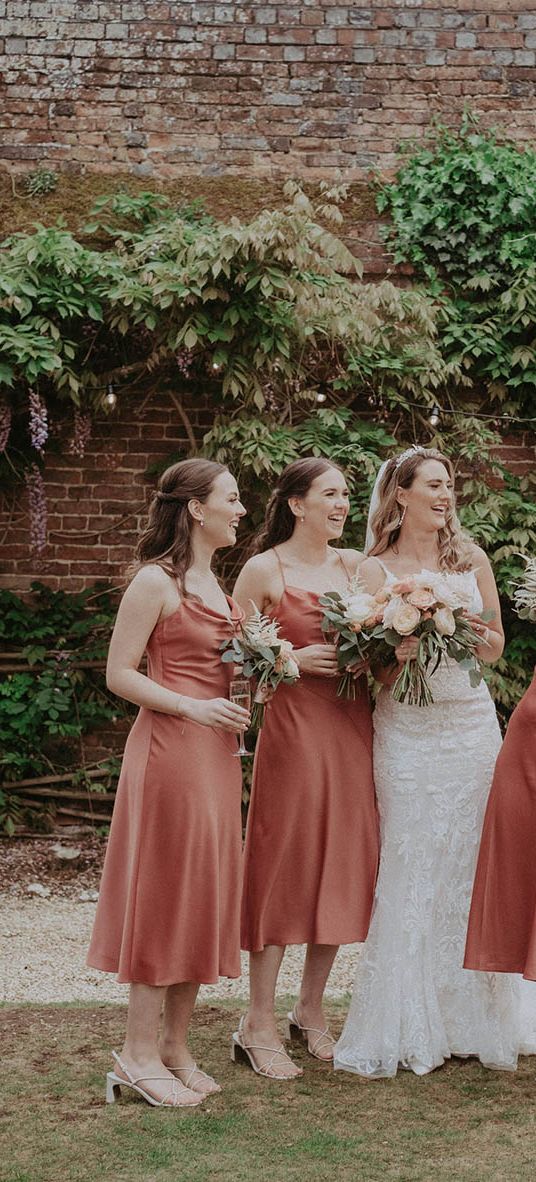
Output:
241,577,379,952
88,595,244,986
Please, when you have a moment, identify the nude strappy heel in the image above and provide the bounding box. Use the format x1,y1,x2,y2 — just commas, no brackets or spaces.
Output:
286,1009,336,1061
167,1063,221,1095
105,1050,204,1107
231,1017,302,1080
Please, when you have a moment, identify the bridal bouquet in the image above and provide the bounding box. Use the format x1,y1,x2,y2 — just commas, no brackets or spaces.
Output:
319,579,383,699
369,570,488,707
220,605,300,728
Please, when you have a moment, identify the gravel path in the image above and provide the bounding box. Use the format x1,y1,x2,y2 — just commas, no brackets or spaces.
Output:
1,896,361,1004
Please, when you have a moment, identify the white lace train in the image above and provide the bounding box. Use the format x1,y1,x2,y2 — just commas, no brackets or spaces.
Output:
334,570,536,1079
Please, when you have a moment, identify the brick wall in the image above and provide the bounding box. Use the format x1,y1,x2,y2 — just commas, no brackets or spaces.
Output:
1,2,536,180
0,386,216,592
1,1,535,593
1,400,534,593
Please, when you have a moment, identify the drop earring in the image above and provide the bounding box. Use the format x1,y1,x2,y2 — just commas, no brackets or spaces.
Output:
199,519,205,528
397,505,407,528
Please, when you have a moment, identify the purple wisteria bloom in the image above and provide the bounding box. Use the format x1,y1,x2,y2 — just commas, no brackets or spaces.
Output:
68,410,92,459
25,463,47,554
28,388,48,454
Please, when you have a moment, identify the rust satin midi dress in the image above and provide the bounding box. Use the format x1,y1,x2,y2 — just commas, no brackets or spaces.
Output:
241,567,379,952
87,597,244,986
464,671,536,981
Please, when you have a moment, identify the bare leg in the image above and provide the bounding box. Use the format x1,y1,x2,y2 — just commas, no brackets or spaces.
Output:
160,982,220,1095
117,982,201,1105
294,944,339,1060
241,945,302,1078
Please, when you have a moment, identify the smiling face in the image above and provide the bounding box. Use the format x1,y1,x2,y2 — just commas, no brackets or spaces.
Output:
192,469,246,548
397,459,453,535
290,466,350,540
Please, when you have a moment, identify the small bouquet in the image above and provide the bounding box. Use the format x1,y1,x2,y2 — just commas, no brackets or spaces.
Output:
319,579,382,699
369,570,489,707
220,604,300,728
513,555,536,621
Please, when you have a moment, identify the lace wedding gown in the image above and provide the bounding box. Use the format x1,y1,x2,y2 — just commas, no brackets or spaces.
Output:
334,567,536,1079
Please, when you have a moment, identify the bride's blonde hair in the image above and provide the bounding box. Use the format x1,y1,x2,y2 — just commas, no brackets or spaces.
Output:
368,447,473,571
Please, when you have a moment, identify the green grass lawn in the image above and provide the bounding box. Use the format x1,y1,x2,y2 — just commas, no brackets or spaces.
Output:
2,1001,535,1182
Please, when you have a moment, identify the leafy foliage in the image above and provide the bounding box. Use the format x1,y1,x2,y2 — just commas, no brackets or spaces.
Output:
0,583,126,830
23,167,58,197
377,114,536,412
0,158,534,754
0,181,455,481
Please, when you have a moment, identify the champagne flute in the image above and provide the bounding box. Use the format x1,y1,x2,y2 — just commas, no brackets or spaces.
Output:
229,677,252,758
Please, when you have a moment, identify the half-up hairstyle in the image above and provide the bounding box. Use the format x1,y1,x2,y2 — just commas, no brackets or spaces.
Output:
253,456,344,554
368,447,473,571
129,458,228,592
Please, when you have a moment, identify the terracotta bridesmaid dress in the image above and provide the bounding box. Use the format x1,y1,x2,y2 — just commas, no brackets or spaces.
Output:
241,551,379,952
464,671,536,981
88,595,244,986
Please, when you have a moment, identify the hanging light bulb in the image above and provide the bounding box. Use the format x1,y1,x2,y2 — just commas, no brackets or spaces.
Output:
105,383,117,409
428,404,440,428
212,361,221,372
316,390,327,404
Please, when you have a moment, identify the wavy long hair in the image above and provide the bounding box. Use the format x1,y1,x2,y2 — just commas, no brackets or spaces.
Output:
368,448,473,571
129,458,228,591
253,456,344,554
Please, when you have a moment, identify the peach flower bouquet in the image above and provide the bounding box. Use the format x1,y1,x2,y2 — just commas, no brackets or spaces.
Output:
319,578,385,699
369,570,487,707
220,604,300,728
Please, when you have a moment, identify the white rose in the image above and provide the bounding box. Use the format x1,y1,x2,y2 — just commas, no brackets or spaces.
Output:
433,573,474,611
278,639,294,659
384,597,421,635
285,657,300,679
346,592,377,626
433,606,456,636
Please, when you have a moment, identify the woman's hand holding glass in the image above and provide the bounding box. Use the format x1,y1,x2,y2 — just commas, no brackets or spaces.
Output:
181,696,251,732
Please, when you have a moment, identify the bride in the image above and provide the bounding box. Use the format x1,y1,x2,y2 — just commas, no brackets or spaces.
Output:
334,445,536,1078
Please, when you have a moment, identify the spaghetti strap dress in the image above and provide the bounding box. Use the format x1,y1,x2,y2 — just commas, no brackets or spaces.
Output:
87,595,244,986
241,549,379,952
465,671,536,981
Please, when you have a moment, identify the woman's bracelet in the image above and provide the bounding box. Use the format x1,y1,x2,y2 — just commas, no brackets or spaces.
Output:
175,694,185,717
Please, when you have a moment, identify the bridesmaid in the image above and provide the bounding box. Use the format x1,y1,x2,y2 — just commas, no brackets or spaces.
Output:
464,665,536,981
87,458,250,1108
231,457,379,1080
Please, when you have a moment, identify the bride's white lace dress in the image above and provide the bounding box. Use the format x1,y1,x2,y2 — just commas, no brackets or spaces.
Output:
334,567,536,1079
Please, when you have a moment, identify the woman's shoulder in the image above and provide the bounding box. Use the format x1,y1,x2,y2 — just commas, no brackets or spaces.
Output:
354,554,388,591
128,563,176,595
336,546,365,571
463,542,490,572
239,550,278,577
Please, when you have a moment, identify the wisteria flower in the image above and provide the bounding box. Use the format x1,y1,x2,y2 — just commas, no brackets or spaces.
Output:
25,463,47,554
28,389,48,455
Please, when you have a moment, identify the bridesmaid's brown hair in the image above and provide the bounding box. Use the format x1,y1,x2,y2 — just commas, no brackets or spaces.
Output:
253,456,343,554
130,458,228,592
